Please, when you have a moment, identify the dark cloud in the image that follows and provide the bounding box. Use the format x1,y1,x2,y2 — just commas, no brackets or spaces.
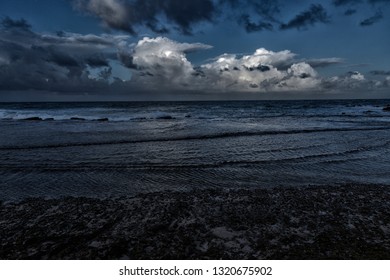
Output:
370,70,390,75
71,0,304,36
332,0,390,6
245,0,281,22
73,0,216,35
72,0,136,34
117,50,137,69
0,17,125,93
159,0,216,35
46,49,80,67
305,58,344,68
344,9,357,15
280,4,330,30
239,14,273,32
86,55,110,67
221,0,280,21
244,65,271,72
221,1,281,33
73,1,384,35
360,11,383,26
1,17,32,31
333,0,362,6
145,20,169,34
368,0,390,4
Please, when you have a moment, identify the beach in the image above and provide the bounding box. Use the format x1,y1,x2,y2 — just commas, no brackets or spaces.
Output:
1,184,389,260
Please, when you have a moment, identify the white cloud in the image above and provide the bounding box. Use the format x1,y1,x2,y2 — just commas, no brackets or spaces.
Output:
128,40,321,92
125,37,212,89
349,71,365,81
288,62,317,78
243,48,296,68
123,39,321,92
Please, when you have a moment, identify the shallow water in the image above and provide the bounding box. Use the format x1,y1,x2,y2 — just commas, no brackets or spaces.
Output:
1,99,390,200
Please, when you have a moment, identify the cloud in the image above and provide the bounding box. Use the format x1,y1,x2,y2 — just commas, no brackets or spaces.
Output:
360,11,383,26
0,17,128,92
0,18,387,96
370,70,390,75
72,1,343,35
304,58,344,68
344,9,357,15
73,0,216,35
321,71,385,91
96,32,317,92
280,4,330,30
221,0,281,33
69,0,390,36
122,38,324,92
332,0,390,7
109,37,389,94
368,0,390,4
236,0,281,22
120,37,212,89
239,14,273,32
1,17,32,31
332,0,362,6
72,0,135,33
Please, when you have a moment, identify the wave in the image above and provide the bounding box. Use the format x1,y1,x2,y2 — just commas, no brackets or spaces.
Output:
0,109,177,122
1,126,389,151
0,115,177,122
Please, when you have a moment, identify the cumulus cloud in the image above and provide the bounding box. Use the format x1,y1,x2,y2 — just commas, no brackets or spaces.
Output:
120,38,323,92
280,4,330,30
121,37,212,89
103,37,388,93
198,49,297,91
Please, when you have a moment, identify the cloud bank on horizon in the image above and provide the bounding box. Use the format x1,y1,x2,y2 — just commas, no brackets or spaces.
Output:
0,0,389,99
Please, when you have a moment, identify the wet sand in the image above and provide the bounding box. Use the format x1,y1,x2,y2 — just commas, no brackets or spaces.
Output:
1,184,390,259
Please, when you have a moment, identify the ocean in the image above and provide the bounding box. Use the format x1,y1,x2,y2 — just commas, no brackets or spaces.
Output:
1,99,390,201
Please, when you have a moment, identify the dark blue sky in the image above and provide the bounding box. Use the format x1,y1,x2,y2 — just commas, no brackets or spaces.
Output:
0,0,389,100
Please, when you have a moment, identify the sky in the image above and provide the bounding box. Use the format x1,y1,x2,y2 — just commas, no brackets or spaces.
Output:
0,0,389,101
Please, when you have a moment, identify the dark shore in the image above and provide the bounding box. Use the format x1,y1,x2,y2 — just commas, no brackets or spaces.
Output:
1,184,390,260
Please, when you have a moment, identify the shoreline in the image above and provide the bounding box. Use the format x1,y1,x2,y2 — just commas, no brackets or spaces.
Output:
1,184,390,259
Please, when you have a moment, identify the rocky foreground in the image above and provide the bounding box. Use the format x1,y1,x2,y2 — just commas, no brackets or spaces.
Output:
1,184,390,259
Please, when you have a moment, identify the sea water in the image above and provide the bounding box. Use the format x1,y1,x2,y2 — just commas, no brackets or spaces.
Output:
1,99,390,200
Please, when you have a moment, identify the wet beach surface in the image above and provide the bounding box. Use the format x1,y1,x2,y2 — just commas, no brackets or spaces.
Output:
1,184,389,260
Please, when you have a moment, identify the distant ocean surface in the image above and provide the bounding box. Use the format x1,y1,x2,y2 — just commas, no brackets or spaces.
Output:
1,99,390,201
